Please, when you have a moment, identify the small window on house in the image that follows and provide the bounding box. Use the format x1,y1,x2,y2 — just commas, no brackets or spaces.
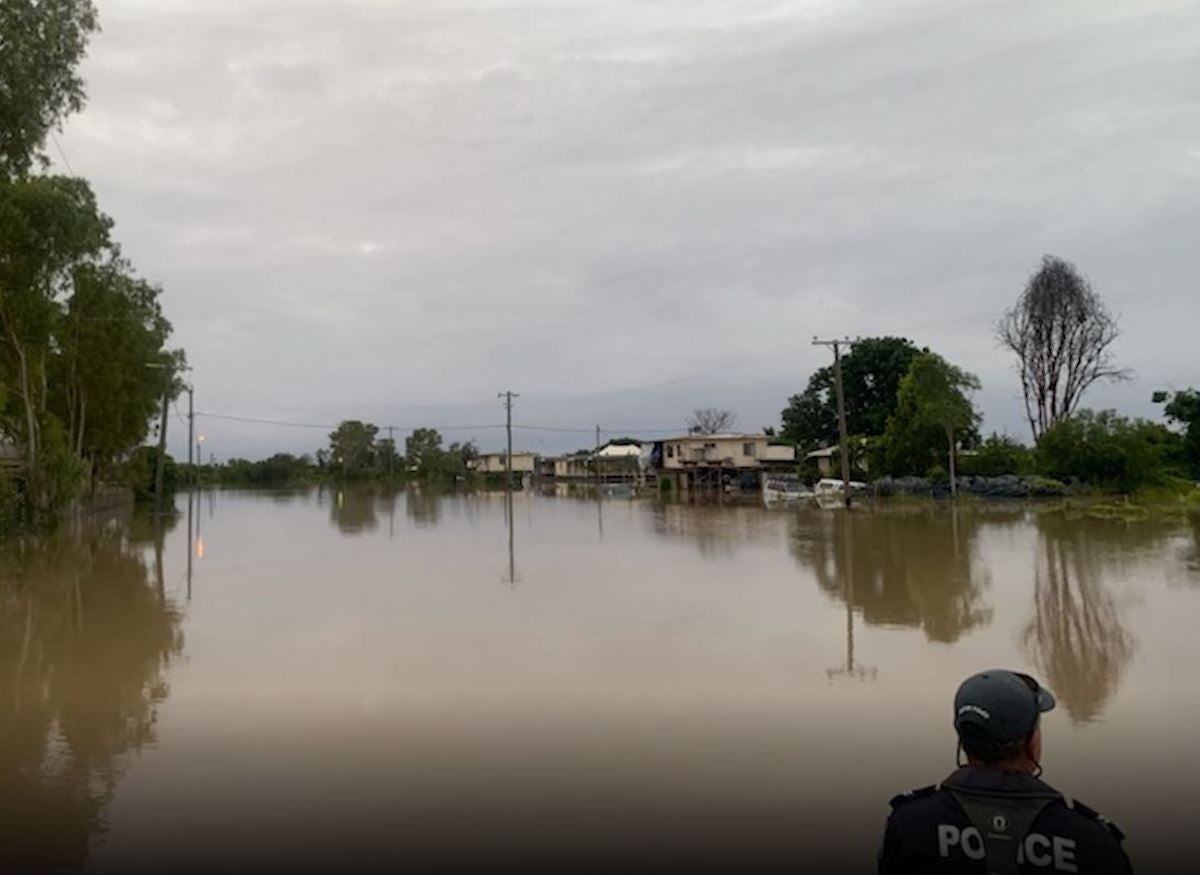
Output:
704,442,717,450
743,442,756,457
667,445,675,458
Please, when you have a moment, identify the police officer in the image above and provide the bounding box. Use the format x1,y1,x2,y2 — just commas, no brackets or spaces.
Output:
879,669,1131,874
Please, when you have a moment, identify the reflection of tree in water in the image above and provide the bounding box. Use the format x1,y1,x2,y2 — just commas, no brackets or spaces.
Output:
1179,516,1200,585
1023,514,1137,724
790,507,1003,643
0,513,184,872
329,487,380,534
404,485,442,528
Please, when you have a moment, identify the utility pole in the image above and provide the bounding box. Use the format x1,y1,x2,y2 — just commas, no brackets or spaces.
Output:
813,337,855,508
387,425,395,480
594,425,601,490
187,383,195,469
498,391,519,489
155,385,169,516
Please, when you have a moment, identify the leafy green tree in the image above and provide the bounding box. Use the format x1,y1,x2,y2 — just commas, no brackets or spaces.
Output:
375,437,399,477
876,352,981,493
1163,389,1200,479
0,176,109,483
404,427,443,477
126,445,176,503
0,0,99,177
50,260,172,486
781,337,919,449
1036,409,1180,492
328,420,378,478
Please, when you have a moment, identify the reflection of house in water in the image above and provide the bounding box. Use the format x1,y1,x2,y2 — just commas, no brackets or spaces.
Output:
0,513,184,872
651,503,787,558
1024,515,1137,724
789,507,999,644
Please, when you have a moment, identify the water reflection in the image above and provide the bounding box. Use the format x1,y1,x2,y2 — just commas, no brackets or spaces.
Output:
404,485,441,529
504,489,518,585
651,503,784,558
1179,516,1200,585
0,512,184,872
1023,513,1136,724
329,487,379,534
790,506,996,643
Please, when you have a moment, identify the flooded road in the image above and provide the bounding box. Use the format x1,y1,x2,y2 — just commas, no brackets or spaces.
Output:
2,487,1198,872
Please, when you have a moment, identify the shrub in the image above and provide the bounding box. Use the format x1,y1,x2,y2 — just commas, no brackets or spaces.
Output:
960,434,1033,477
127,446,177,503
1036,409,1182,492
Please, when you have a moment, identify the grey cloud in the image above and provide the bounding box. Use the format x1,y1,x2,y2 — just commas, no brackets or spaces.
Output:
55,0,1200,458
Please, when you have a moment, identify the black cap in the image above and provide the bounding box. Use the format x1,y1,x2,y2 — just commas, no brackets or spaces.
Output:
953,669,1056,745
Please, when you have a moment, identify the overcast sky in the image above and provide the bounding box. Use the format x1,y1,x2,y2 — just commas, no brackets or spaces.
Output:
58,0,1200,460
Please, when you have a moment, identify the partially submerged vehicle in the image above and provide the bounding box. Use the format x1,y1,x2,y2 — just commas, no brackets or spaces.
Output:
762,474,813,506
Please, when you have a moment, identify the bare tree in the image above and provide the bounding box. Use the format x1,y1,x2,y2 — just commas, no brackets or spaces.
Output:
686,408,737,434
998,255,1128,441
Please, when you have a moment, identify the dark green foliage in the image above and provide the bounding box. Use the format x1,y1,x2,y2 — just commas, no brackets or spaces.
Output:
403,427,477,484
1164,389,1200,479
127,446,175,503
0,0,99,177
873,352,981,478
404,427,442,478
960,434,1034,477
221,454,314,485
50,260,172,485
781,337,920,449
1036,409,1182,492
328,420,379,478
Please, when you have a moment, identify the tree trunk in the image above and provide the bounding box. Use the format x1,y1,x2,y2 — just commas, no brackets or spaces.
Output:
13,335,38,471
947,427,958,500
75,392,87,458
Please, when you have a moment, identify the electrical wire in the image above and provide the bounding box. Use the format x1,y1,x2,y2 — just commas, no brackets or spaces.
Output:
50,132,76,176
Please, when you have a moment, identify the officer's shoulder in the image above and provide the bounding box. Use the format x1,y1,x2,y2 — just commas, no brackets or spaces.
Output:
1062,797,1126,843
888,784,940,810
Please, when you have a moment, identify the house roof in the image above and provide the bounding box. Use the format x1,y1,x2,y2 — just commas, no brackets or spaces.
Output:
806,446,840,459
597,444,641,457
662,433,772,443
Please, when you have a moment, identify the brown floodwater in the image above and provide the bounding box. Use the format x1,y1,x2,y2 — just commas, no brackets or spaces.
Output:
2,487,1198,872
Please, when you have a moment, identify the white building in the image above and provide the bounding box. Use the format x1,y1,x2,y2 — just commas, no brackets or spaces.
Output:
661,434,795,470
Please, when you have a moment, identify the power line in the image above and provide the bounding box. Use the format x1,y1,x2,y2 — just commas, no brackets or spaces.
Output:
50,132,76,176
195,411,508,431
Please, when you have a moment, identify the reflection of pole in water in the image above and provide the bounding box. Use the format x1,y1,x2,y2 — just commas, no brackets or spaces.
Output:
186,491,194,601
504,488,518,586
597,489,604,542
827,510,878,682
154,517,166,603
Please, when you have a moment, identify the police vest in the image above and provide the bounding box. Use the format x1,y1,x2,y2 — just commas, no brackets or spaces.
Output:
883,767,1129,875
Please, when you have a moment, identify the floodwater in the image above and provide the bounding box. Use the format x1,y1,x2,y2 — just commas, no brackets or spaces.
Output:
2,487,1198,873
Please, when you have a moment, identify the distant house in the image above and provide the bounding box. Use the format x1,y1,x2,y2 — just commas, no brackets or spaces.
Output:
552,455,591,479
805,440,869,477
806,445,839,478
661,434,795,470
471,452,538,475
